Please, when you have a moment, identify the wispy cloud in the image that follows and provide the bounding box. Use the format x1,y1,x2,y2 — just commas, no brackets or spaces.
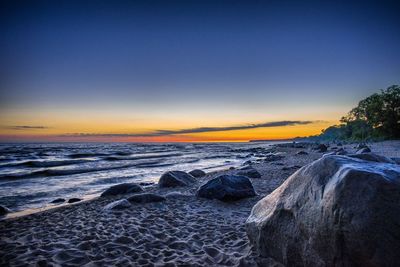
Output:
5,125,50,130
63,120,318,137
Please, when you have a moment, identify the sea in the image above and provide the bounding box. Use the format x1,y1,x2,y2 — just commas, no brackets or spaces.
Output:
0,142,281,213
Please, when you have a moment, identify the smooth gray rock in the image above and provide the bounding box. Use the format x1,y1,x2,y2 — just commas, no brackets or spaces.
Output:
128,193,166,203
100,183,143,197
0,205,10,216
158,171,195,188
246,154,400,266
103,199,131,210
238,168,262,178
189,169,206,178
197,175,256,201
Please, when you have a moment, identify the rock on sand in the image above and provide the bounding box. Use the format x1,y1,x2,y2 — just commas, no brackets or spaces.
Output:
246,153,400,266
197,174,256,201
103,199,132,210
158,171,196,188
100,183,143,197
128,193,166,203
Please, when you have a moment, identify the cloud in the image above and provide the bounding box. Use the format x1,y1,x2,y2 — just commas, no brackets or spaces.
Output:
63,120,318,137
5,125,50,130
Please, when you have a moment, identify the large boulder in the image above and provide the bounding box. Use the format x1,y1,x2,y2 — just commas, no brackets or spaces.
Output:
128,193,166,203
246,154,400,266
100,183,143,197
189,169,206,178
197,175,256,201
158,171,195,188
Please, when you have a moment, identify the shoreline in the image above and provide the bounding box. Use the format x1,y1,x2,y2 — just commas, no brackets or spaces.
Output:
1,141,399,266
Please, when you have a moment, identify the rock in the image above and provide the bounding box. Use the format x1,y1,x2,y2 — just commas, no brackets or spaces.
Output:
296,151,308,155
239,165,253,170
238,168,262,178
229,167,235,170
347,152,395,164
0,205,10,216
103,199,131,210
337,142,343,146
100,183,143,197
334,148,348,155
197,175,256,201
128,193,166,203
314,144,327,152
246,154,400,266
139,182,154,186
68,198,81,203
158,171,195,188
243,160,253,166
164,192,192,199
51,198,65,204
356,143,368,149
264,154,284,162
391,157,400,164
356,147,371,154
281,165,301,171
189,169,206,178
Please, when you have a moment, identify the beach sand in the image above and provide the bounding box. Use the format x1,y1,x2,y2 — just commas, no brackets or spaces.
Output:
1,141,398,267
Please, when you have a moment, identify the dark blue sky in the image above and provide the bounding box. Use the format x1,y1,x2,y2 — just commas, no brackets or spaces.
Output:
0,0,400,141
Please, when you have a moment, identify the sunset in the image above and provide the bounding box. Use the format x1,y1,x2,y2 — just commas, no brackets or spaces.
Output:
1,1,399,266
1,0,399,142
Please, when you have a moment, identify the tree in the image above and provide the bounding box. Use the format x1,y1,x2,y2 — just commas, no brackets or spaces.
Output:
317,85,400,141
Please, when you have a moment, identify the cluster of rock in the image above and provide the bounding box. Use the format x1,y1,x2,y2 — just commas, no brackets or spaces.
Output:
246,152,400,266
99,163,263,212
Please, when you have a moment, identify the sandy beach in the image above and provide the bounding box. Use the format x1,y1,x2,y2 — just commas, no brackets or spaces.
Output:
1,141,399,267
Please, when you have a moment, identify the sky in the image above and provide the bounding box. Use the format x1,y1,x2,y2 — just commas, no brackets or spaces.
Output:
1,0,399,142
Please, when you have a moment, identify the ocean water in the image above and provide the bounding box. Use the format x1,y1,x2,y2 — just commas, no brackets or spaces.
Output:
0,142,277,212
